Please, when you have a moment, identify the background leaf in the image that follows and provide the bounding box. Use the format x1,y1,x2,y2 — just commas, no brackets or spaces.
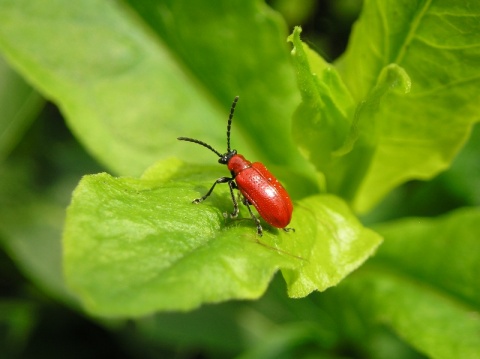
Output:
440,123,480,206
341,208,480,358
288,28,412,197
339,0,480,212
289,0,480,212
0,300,37,358
288,26,355,187
0,55,43,161
0,125,88,304
0,0,316,188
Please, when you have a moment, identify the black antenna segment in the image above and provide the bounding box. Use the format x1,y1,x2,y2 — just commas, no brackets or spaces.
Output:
227,96,239,152
177,137,223,157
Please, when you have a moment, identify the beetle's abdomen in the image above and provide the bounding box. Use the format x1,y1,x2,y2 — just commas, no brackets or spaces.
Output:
235,162,293,228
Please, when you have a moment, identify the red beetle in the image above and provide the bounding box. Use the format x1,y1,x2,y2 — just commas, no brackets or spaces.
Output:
178,96,294,236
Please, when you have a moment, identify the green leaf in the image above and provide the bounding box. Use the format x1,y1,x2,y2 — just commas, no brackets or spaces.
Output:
281,195,382,298
64,159,382,316
374,207,480,306
0,0,314,182
441,122,480,206
342,208,480,358
0,55,44,161
287,27,355,187
341,0,480,212
0,300,37,358
289,1,480,212
288,28,411,195
0,161,77,303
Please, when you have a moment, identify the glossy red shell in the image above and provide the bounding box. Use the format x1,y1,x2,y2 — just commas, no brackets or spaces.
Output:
227,154,293,228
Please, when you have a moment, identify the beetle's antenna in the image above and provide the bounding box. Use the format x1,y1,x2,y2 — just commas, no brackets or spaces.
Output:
177,137,223,157
226,96,239,152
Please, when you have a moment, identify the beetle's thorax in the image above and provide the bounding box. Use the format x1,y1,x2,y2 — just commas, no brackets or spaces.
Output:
226,153,252,174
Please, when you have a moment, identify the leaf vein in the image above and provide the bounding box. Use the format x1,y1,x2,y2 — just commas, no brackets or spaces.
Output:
395,0,433,64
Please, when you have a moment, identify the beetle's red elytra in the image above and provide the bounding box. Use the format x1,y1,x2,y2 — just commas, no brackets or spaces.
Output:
178,96,294,236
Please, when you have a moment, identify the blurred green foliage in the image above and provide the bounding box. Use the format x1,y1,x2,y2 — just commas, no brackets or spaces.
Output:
1,0,479,358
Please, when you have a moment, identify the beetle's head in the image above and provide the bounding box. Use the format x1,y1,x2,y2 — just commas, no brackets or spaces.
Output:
218,149,237,165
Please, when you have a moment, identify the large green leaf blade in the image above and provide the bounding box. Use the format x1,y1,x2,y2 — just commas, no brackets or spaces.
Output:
342,208,480,358
64,159,382,316
124,0,305,168
64,160,291,316
0,0,309,178
0,0,221,176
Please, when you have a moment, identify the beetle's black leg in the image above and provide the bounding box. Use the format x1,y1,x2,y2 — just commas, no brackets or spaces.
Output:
227,181,240,218
193,177,233,203
283,227,295,233
243,198,263,236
